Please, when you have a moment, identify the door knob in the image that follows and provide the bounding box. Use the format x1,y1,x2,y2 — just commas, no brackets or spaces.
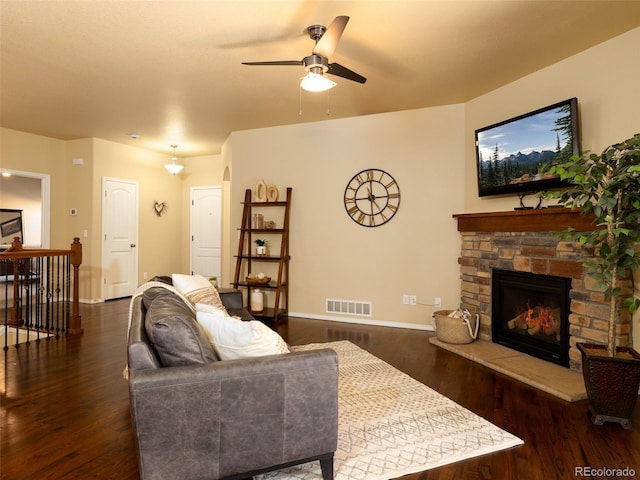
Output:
130,243,136,248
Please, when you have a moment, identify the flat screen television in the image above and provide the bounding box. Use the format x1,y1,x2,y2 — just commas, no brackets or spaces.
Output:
475,97,579,197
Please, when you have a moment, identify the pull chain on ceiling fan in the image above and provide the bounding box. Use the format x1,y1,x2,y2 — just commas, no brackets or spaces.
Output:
242,16,367,92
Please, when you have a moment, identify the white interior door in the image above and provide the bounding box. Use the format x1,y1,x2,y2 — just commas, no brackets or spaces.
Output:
102,177,138,300
191,186,222,282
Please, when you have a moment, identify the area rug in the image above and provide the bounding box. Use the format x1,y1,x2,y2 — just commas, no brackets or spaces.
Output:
257,340,523,480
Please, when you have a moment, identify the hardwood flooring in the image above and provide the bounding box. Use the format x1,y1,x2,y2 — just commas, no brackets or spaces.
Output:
2,298,639,480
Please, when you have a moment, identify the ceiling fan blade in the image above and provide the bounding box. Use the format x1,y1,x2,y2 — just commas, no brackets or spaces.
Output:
242,60,303,66
327,63,367,84
312,15,349,58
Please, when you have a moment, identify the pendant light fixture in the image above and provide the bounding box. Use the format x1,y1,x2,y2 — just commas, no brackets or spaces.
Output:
165,144,184,175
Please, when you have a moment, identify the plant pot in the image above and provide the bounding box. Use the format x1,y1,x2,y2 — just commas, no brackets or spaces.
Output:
256,245,267,256
577,342,640,430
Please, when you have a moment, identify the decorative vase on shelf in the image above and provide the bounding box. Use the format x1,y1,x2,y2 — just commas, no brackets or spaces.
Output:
252,213,264,229
250,289,264,312
255,239,268,256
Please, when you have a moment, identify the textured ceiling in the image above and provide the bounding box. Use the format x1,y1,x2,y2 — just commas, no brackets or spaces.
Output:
2,1,640,157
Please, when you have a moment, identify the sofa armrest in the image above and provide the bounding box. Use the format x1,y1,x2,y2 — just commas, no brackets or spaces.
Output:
129,348,338,480
218,288,244,309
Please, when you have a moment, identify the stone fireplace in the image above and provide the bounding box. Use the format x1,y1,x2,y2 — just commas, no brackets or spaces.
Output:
453,209,632,373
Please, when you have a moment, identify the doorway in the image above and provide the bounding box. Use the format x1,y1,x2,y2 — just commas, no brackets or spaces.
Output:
102,177,139,300
0,169,50,248
190,186,222,283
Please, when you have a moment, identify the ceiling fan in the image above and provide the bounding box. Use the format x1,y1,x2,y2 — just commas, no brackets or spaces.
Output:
242,15,367,92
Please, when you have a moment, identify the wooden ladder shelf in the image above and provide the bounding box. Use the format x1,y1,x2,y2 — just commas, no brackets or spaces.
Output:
233,187,291,324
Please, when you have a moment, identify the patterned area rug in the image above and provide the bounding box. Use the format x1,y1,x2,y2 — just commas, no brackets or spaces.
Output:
257,340,523,480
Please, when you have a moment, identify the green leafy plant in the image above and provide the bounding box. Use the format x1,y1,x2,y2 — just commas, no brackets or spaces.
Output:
547,133,640,356
254,239,268,246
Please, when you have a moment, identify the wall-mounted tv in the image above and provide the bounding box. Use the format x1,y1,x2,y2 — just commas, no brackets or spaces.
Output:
475,97,579,197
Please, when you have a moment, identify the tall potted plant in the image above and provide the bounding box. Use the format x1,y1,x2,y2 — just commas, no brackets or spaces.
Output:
548,132,640,429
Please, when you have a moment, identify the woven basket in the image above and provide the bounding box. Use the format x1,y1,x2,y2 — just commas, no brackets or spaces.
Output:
434,309,478,344
246,276,271,285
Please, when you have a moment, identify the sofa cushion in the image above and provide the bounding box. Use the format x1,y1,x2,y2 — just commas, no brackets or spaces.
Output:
142,286,175,310
145,294,218,367
172,273,229,314
196,310,290,360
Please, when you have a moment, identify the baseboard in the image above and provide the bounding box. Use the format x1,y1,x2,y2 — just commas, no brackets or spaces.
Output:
287,311,435,331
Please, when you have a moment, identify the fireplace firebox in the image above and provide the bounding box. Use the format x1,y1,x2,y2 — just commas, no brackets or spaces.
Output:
492,269,571,367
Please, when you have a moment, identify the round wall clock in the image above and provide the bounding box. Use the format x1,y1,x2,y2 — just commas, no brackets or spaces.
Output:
344,168,401,227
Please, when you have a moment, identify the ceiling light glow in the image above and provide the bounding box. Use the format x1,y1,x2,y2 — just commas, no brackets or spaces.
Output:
300,72,336,92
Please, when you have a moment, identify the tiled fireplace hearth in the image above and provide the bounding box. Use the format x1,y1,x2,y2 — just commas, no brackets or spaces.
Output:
453,209,632,373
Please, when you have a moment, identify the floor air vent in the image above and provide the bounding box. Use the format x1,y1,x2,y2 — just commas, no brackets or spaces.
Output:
326,299,372,317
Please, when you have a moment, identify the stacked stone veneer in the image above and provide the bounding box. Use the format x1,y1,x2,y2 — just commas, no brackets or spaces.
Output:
458,230,631,372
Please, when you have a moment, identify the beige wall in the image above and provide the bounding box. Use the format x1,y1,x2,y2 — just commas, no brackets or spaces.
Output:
63,138,95,300
464,27,640,213
0,128,67,248
0,132,216,302
178,154,225,278
225,104,466,329
463,27,640,347
2,27,639,338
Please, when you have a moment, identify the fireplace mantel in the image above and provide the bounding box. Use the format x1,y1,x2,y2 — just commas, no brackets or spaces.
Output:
453,208,595,233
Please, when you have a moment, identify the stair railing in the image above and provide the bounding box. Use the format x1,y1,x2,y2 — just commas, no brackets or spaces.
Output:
1,237,83,349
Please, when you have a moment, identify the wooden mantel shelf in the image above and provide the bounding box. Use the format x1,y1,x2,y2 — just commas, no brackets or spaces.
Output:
453,208,596,233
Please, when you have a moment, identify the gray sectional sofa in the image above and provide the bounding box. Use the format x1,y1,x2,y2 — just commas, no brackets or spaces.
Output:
126,281,339,480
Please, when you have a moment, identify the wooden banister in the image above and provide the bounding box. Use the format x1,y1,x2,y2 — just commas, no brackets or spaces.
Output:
69,238,83,334
1,237,80,258
1,237,83,342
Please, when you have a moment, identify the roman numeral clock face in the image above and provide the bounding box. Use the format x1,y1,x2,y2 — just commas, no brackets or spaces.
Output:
344,169,401,227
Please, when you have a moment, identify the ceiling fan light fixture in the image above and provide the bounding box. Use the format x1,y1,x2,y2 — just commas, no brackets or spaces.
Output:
165,144,184,175
300,72,336,92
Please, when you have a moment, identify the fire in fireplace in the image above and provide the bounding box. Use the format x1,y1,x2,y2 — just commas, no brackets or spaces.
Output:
492,269,571,367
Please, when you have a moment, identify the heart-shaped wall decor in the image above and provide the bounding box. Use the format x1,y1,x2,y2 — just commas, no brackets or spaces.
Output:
153,201,167,217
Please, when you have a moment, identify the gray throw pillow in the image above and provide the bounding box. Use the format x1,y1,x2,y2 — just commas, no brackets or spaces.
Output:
145,294,218,367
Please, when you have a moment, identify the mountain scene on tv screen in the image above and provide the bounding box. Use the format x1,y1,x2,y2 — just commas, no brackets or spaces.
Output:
477,103,574,190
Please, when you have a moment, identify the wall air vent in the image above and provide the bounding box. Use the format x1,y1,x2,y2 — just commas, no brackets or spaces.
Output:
326,298,372,317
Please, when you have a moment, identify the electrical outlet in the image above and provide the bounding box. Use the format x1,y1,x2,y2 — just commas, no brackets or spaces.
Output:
409,295,417,306
402,294,409,305
435,297,442,308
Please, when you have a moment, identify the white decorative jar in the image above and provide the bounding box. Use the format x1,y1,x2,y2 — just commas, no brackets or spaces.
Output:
250,289,264,312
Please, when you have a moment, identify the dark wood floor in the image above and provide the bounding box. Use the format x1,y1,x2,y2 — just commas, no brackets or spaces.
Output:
2,298,639,480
